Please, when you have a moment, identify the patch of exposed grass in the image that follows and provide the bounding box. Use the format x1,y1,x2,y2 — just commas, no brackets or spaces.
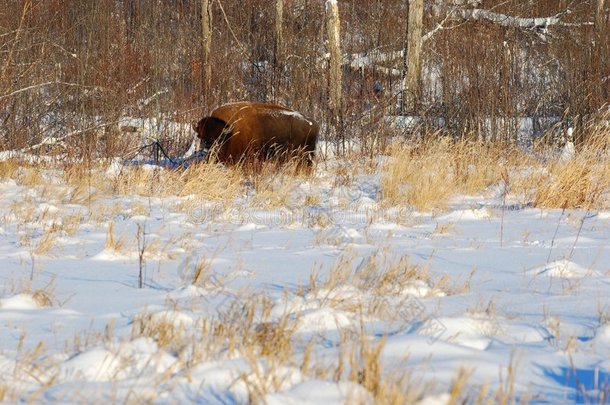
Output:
130,311,192,352
105,222,126,253
382,138,521,210
0,159,19,180
532,146,609,210
250,160,312,208
178,162,243,201
381,133,609,211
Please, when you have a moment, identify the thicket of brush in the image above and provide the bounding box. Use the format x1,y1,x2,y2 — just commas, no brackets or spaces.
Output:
1,0,608,158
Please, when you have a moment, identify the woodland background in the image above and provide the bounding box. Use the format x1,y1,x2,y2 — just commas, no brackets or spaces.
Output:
0,0,608,158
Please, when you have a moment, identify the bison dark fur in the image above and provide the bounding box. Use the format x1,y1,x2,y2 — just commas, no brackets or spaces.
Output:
193,102,319,167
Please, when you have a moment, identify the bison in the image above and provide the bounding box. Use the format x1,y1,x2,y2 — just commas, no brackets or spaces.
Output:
192,102,319,167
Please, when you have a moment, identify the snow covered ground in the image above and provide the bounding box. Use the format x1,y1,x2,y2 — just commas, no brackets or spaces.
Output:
0,154,609,404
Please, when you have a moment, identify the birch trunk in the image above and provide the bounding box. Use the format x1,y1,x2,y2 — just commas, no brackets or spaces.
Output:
326,0,344,149
275,0,284,67
594,0,607,106
273,0,284,100
402,0,423,114
201,0,212,102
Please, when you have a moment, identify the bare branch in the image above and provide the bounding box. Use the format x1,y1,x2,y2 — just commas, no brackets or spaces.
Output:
422,3,585,43
422,11,456,43
456,7,573,29
0,81,99,101
0,120,121,162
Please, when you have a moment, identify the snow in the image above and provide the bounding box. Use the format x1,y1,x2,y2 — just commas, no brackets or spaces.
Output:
0,294,44,310
326,0,339,10
268,108,312,125
560,141,576,162
527,259,601,278
60,348,124,382
266,380,372,404
0,153,609,403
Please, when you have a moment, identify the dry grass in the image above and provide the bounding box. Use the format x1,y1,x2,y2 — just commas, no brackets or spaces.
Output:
105,222,126,253
306,319,427,404
523,120,609,210
531,134,610,210
382,139,455,210
132,291,299,365
130,311,191,352
5,130,607,217
50,159,248,221
348,331,386,398
303,249,445,323
3,256,509,404
178,162,243,201
186,251,221,286
129,286,433,403
33,226,59,256
381,138,517,210
57,213,84,236
221,295,298,363
0,159,19,180
110,166,180,197
31,288,54,307
8,278,57,308
250,160,312,208
382,132,609,211
448,367,474,405
494,351,523,405
17,166,46,187
532,159,607,209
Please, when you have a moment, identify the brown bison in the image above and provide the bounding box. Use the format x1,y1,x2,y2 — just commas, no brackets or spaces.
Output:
192,102,319,167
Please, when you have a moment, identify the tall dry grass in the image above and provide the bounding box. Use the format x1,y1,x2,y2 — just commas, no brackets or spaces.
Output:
381,138,520,210
59,159,245,203
178,162,244,201
0,160,19,180
532,157,608,210
4,126,609,222
381,128,610,211
532,122,610,210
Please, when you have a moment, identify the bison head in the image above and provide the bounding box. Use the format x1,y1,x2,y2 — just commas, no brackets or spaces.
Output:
192,117,232,153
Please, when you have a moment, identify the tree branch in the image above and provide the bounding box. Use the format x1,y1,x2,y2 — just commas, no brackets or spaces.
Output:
456,7,573,29
0,81,95,101
0,120,122,162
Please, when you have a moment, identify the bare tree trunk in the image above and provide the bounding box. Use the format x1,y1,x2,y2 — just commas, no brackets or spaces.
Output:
326,0,344,151
401,0,423,114
400,2,410,115
594,0,607,107
273,0,284,101
201,0,212,105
